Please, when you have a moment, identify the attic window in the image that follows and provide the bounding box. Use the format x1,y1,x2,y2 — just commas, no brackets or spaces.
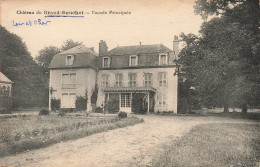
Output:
129,55,138,66
66,55,74,65
103,57,110,68
159,54,167,65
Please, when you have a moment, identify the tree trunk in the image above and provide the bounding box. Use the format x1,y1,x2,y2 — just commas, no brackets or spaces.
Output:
241,103,247,118
223,101,229,113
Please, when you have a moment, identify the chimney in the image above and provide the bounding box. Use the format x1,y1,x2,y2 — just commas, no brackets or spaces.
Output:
139,42,141,46
99,40,108,56
173,35,179,59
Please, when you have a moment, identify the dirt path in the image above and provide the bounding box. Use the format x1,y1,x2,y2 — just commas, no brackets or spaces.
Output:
0,115,256,167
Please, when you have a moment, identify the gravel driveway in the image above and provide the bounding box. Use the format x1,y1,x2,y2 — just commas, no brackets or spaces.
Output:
0,115,254,167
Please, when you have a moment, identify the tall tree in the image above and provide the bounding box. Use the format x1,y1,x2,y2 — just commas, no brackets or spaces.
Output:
178,0,260,113
0,26,48,108
35,46,60,68
61,39,82,51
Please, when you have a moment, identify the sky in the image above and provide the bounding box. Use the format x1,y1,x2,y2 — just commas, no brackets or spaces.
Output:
1,0,203,58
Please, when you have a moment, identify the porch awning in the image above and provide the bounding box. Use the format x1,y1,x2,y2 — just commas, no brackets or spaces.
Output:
102,86,156,93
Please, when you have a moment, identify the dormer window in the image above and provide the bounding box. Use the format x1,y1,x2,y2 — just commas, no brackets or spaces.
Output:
159,54,167,65
66,55,74,65
103,57,111,68
129,55,138,66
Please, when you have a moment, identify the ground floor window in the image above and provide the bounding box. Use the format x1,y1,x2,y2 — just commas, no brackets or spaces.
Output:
61,93,76,108
157,92,167,109
121,93,131,108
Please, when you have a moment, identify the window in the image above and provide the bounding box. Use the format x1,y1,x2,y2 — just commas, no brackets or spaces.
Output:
159,54,167,65
129,55,138,66
101,74,110,87
128,73,137,87
157,93,167,109
62,93,76,108
158,72,167,87
66,55,74,65
62,73,76,88
144,73,153,87
121,93,131,107
115,74,123,87
103,57,110,68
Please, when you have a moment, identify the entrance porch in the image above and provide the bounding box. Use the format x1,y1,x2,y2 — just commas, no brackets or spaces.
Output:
102,87,156,114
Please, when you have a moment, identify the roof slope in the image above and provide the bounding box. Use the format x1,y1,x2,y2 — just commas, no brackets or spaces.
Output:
0,72,13,84
106,44,172,56
49,45,98,69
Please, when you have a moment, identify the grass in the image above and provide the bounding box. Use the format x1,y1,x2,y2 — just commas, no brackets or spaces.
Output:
0,114,143,157
151,123,260,167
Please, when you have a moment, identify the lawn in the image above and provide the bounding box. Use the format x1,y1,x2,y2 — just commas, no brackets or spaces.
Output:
0,113,143,157
151,123,260,167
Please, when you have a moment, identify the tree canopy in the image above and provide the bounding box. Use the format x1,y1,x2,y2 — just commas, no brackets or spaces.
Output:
0,26,48,108
178,0,260,112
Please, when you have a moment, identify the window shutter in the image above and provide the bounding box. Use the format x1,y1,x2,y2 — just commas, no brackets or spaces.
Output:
108,57,111,67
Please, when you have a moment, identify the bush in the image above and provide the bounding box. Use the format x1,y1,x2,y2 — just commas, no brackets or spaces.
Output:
118,111,127,118
75,96,87,111
94,107,103,113
39,108,49,115
0,86,12,114
51,98,60,111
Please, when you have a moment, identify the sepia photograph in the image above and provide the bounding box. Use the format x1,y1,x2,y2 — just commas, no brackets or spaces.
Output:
0,0,259,166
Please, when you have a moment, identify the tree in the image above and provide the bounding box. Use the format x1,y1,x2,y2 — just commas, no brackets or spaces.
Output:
61,39,82,51
0,26,48,108
35,46,60,68
178,0,260,113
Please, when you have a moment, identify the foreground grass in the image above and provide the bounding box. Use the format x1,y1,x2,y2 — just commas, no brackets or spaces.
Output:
151,123,260,167
0,115,143,157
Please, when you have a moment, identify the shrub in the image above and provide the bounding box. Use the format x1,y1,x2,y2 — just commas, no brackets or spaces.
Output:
51,98,60,111
75,96,87,111
0,86,12,114
39,108,49,115
118,111,127,118
95,107,103,113
91,83,98,105
132,93,147,114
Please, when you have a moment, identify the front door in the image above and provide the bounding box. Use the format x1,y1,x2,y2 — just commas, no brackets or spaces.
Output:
120,93,131,113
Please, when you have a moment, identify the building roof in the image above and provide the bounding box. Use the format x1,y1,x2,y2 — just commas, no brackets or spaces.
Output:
0,72,13,84
106,44,172,56
49,44,98,69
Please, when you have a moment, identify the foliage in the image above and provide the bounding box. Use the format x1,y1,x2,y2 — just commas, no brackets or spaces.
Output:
0,115,142,157
177,0,260,112
118,111,127,118
39,108,50,115
104,93,119,113
0,86,12,114
51,98,60,111
94,107,103,113
61,39,82,52
132,93,147,114
35,46,60,68
75,96,87,111
0,26,48,108
91,83,98,105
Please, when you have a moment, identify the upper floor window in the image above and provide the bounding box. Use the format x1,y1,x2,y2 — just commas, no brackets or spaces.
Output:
128,73,137,87
103,57,111,68
66,55,74,65
158,72,167,87
144,73,153,87
159,54,167,65
115,74,123,87
101,74,110,87
129,55,138,66
62,73,76,88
